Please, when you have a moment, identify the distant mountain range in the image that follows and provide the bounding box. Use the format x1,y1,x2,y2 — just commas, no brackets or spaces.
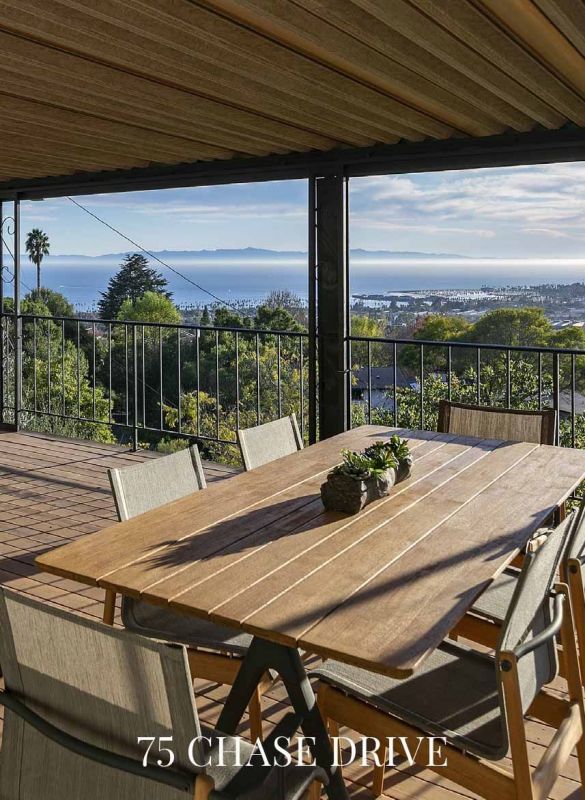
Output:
45,247,467,262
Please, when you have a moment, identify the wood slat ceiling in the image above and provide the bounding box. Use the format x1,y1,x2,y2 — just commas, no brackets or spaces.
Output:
0,0,584,186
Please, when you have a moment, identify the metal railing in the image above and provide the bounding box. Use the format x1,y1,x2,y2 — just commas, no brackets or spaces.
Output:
0,312,309,455
348,335,585,448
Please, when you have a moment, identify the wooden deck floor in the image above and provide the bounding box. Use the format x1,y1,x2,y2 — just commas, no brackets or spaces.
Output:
0,431,581,799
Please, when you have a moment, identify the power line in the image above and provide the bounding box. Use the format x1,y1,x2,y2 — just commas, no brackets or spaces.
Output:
66,196,240,311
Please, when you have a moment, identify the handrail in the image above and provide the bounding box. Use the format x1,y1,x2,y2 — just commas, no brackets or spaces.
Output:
349,333,585,357
10,311,308,338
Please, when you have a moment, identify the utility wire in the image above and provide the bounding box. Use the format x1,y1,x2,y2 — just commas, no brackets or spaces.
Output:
66,196,240,311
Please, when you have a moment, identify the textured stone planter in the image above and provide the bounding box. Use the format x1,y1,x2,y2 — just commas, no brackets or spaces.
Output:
321,467,397,515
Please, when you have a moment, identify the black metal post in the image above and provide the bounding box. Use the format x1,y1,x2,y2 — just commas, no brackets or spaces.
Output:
13,198,21,431
132,324,138,450
308,178,318,444
0,201,4,424
315,173,348,440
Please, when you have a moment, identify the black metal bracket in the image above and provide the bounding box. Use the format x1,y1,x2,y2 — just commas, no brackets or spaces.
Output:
217,636,348,800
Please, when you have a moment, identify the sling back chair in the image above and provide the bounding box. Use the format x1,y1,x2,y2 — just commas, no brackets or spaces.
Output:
309,524,585,800
0,588,325,800
237,414,303,471
453,498,585,679
107,445,270,742
437,400,556,445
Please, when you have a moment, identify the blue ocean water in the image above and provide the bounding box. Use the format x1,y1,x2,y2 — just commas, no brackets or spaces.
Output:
8,256,585,311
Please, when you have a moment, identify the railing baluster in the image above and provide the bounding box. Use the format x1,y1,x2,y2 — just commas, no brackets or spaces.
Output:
256,332,260,425
132,324,138,450
33,317,37,413
393,341,397,427
367,339,372,425
159,326,163,431
61,319,65,416
420,344,424,430
299,335,304,440
177,327,182,435
572,354,576,448
92,321,96,421
538,351,543,410
476,347,481,405
506,349,511,408
125,325,129,427
196,328,200,437
447,344,452,402
215,329,220,442
235,331,240,436
76,321,81,421
47,319,51,415
277,334,282,419
142,325,146,429
108,323,112,424
553,351,560,445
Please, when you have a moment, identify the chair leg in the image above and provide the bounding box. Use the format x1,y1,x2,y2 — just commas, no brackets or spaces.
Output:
102,590,116,625
307,780,323,800
194,774,214,800
499,651,534,799
248,686,263,742
372,745,387,797
556,582,585,787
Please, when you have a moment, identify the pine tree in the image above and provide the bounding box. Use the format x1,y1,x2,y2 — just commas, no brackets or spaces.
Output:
200,306,211,326
98,253,170,320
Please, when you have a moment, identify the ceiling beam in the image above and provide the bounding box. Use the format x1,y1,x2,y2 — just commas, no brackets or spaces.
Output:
3,124,585,201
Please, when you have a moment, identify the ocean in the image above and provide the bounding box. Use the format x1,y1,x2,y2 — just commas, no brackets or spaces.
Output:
7,256,585,311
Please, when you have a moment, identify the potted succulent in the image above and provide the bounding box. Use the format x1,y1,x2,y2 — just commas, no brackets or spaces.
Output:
320,436,412,515
383,434,413,481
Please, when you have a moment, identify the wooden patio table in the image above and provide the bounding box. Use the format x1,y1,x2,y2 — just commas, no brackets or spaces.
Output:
36,426,585,800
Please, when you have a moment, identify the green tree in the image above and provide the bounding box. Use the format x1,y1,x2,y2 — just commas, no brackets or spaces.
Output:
117,291,181,324
213,307,245,329
254,304,303,332
413,314,472,342
550,326,585,350
98,254,170,320
26,287,74,318
200,306,211,326
25,228,50,291
265,289,306,326
465,308,552,347
18,297,114,443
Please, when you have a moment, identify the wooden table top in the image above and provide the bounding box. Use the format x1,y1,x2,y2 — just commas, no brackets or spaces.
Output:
36,426,585,678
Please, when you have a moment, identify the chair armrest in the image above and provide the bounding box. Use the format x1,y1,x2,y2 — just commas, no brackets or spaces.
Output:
513,592,564,661
0,689,194,792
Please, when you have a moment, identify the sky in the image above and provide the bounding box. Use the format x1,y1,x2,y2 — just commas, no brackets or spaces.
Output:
18,161,585,259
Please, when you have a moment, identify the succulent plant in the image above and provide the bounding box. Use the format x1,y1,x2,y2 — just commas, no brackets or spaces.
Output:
387,434,413,466
332,448,373,479
332,436,411,480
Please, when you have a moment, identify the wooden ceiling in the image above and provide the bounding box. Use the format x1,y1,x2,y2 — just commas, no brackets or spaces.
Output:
0,0,585,188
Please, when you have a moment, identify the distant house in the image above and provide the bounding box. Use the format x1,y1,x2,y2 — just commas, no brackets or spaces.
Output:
352,366,418,410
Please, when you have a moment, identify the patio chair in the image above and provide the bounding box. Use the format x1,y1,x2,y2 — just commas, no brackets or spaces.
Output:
309,523,585,800
0,588,325,800
437,399,556,444
107,445,269,742
237,414,303,471
453,498,585,678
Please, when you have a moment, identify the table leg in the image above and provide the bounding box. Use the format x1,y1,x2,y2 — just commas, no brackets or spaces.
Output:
216,636,348,800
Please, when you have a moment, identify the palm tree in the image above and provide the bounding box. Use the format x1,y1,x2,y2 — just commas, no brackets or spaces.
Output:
25,228,50,291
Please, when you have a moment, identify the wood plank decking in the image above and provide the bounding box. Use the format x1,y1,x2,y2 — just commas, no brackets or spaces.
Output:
0,430,580,799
